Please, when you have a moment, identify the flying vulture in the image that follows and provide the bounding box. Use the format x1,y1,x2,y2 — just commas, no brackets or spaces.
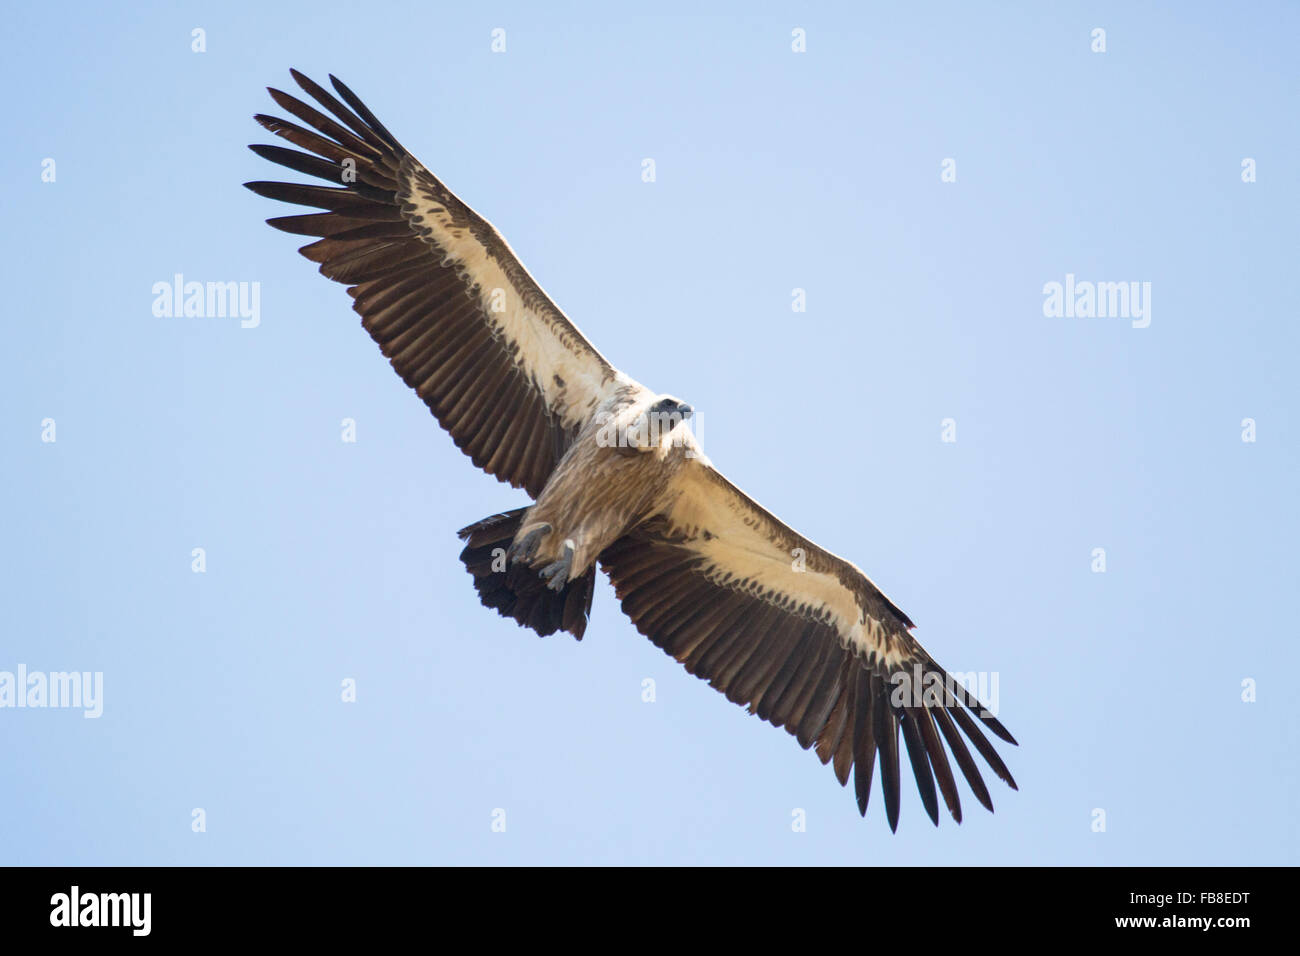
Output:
245,70,1018,830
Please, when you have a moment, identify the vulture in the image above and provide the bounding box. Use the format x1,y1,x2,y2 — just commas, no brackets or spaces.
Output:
245,70,1018,830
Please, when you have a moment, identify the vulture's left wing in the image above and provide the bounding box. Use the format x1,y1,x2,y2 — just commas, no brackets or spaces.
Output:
600,455,1017,829
245,71,624,497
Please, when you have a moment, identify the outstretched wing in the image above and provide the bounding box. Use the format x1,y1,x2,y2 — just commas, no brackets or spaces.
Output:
246,70,625,496
599,454,1017,830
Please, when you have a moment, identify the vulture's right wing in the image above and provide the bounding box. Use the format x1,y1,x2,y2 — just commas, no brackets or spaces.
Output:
246,70,624,496
600,454,1017,830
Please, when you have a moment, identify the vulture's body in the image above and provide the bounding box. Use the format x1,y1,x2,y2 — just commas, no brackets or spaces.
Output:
246,70,1018,830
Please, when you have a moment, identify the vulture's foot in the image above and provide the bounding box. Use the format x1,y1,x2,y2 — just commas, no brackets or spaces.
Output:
539,540,576,591
508,523,552,564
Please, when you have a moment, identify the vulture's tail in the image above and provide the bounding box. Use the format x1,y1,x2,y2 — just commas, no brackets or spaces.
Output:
457,508,596,640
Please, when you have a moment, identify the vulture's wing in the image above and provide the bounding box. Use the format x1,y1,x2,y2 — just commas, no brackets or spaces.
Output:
245,71,623,496
600,454,1017,829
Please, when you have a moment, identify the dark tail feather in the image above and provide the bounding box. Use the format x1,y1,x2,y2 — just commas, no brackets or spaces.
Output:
457,508,595,640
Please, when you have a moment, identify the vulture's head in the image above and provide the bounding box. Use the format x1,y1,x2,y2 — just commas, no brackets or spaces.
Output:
626,394,693,450
649,395,693,429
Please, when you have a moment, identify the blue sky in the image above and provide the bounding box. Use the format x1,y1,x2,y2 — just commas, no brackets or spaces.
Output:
2,1,1297,865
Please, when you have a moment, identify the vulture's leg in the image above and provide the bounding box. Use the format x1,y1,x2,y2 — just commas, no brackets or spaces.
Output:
507,523,552,564
539,539,576,591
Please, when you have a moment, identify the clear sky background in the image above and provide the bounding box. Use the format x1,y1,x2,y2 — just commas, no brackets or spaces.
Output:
2,1,1297,865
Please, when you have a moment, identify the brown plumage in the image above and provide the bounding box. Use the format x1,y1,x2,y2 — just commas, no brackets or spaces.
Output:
246,70,1017,830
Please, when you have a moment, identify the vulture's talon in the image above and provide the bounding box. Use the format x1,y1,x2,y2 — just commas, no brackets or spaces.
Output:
539,541,575,591
508,524,551,564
